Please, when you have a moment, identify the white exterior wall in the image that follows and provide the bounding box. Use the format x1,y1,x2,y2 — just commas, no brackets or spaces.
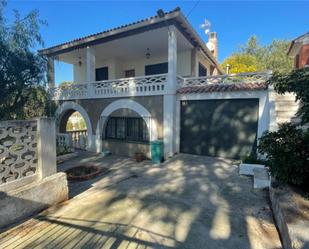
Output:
73,64,86,83
74,50,192,82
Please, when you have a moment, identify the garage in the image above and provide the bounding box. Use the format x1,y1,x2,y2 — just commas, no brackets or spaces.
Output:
180,99,259,159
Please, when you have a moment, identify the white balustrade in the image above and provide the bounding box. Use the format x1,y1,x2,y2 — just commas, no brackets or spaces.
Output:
49,72,272,101
50,74,167,100
178,71,272,88
56,133,72,148
66,130,87,150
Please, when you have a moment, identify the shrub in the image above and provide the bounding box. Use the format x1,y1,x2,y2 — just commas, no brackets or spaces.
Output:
241,152,266,165
258,123,309,189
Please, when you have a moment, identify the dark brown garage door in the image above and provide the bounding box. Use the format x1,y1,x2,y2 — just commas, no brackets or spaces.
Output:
180,99,259,159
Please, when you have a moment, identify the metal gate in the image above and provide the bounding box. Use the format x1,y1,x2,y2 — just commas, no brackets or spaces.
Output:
180,99,259,159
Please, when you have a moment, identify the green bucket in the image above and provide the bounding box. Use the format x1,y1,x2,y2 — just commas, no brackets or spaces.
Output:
150,140,164,164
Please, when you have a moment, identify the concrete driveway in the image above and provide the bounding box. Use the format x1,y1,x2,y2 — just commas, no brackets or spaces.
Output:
0,153,281,249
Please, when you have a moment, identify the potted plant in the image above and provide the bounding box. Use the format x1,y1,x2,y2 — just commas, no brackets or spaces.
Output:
134,151,145,162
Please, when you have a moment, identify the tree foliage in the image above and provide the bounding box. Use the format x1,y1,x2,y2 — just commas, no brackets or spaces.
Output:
221,54,258,74
59,81,78,89
0,1,55,120
222,35,293,74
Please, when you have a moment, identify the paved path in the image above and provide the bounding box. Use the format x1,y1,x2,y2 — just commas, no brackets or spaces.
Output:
0,153,281,249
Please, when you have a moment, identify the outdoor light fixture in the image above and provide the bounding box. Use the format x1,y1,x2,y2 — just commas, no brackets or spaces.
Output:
226,64,230,74
78,57,82,67
145,48,150,59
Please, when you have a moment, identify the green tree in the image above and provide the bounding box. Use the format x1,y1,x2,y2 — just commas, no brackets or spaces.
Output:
222,35,293,74
262,40,293,73
0,1,54,120
66,120,73,131
221,54,258,74
59,81,77,88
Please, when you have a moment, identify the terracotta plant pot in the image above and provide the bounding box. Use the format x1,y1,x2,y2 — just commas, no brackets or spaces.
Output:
134,152,145,162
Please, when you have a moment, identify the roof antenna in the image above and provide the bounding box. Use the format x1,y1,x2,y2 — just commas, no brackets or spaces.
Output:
200,19,211,35
200,19,216,52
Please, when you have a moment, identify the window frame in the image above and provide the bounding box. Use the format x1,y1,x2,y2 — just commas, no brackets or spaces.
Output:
95,67,109,81
145,62,168,76
198,63,207,77
124,69,135,78
105,117,149,144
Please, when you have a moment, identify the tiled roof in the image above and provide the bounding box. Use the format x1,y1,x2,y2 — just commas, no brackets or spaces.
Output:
287,31,309,55
38,7,180,54
176,82,268,94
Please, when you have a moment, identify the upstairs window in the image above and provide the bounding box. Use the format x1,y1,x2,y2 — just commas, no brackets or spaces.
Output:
105,117,149,143
145,62,168,75
125,69,135,78
198,63,207,77
96,67,108,81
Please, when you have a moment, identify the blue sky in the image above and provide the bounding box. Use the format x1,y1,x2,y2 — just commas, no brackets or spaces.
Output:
5,1,309,83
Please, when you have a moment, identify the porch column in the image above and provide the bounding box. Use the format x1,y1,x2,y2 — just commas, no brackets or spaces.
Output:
47,57,55,88
86,46,96,82
164,26,177,158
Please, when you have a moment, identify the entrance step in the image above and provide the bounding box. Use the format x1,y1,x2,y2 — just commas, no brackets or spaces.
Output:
253,168,271,189
239,163,271,189
239,163,265,176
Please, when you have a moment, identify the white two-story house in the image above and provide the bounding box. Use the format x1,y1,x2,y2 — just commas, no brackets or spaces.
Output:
40,7,273,160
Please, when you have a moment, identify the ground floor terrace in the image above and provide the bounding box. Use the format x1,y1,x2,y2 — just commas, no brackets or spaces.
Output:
0,152,281,249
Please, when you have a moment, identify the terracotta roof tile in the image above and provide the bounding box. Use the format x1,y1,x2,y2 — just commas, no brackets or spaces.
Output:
176,82,268,94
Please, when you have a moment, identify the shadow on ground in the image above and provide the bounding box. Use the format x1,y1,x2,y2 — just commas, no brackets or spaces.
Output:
0,152,282,249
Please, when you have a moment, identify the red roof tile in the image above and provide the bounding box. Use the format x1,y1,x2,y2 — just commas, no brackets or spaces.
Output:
176,82,268,94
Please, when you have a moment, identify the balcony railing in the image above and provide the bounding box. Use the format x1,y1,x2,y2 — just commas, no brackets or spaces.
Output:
178,71,272,88
49,72,271,100
50,74,167,100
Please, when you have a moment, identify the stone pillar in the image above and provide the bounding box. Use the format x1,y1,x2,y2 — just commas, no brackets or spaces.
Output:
86,46,96,83
164,26,177,158
47,57,55,88
37,118,57,179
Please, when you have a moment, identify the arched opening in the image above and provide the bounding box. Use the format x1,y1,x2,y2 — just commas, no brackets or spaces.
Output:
96,99,158,157
59,111,87,150
56,102,93,151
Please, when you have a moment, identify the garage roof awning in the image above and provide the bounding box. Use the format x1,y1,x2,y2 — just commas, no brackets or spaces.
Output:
177,82,268,94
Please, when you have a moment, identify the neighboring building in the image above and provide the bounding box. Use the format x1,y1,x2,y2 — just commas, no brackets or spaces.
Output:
41,8,274,159
287,32,309,69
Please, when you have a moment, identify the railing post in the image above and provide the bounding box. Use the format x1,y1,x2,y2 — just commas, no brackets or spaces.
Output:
87,82,93,98
37,117,57,179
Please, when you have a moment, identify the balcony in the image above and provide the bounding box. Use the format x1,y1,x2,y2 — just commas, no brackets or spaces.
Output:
49,74,168,100
49,72,271,101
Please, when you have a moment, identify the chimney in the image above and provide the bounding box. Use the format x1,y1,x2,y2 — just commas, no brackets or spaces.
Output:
208,32,218,59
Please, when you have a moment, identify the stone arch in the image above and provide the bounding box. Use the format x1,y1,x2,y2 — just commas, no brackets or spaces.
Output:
55,101,94,150
95,99,158,153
